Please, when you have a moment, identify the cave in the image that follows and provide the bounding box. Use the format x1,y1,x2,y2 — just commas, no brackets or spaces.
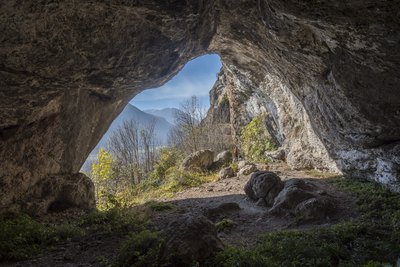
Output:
1,1,399,216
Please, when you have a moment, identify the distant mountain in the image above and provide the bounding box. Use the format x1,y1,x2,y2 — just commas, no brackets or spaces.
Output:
144,108,183,125
81,104,174,172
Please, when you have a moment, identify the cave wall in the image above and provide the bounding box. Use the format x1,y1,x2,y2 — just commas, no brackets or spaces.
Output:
1,0,399,212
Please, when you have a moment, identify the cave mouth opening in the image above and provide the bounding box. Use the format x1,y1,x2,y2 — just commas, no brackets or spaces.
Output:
83,54,229,209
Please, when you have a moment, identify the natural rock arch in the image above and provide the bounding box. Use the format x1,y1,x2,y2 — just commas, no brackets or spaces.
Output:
0,0,399,213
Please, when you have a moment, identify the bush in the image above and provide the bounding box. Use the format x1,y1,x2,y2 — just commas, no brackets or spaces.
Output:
150,147,183,182
240,116,275,162
116,230,164,267
215,219,236,233
0,213,83,261
145,201,175,212
79,208,147,235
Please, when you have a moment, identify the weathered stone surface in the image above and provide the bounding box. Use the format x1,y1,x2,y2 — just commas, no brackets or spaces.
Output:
211,150,233,170
238,164,258,176
22,173,95,215
244,171,284,206
219,166,235,180
0,0,399,212
265,149,286,162
181,149,215,172
216,150,232,165
269,179,334,221
162,214,223,265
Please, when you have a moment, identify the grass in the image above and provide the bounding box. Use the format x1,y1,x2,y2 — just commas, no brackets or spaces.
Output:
0,213,83,261
128,168,218,205
0,208,148,261
215,219,237,233
115,230,164,267
145,201,175,212
210,177,400,267
304,169,339,178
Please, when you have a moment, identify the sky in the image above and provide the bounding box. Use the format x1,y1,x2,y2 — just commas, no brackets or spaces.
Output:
130,54,222,110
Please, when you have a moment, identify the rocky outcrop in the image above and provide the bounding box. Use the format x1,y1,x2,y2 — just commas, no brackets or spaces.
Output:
181,150,215,172
21,173,95,215
162,214,223,265
238,163,258,176
218,166,235,180
244,171,284,206
269,179,334,221
1,0,399,212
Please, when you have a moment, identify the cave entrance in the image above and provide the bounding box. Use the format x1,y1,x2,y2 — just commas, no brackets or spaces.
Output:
83,54,229,209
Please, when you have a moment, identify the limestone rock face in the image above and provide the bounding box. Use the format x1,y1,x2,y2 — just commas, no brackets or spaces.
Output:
181,150,215,172
1,0,399,212
22,173,95,215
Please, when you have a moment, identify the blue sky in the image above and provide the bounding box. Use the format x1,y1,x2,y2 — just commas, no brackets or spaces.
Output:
130,54,222,110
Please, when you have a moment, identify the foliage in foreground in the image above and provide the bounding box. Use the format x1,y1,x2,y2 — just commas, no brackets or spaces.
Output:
0,213,82,261
211,177,400,267
240,116,275,162
116,230,164,267
215,218,237,233
0,208,147,261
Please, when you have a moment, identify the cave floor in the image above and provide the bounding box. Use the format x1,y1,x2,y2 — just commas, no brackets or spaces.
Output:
3,163,358,267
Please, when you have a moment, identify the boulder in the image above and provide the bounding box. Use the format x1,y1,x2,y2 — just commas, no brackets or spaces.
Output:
238,164,258,176
216,150,232,165
219,166,235,180
244,171,284,206
265,149,285,162
238,161,248,169
210,150,233,170
181,150,214,172
22,173,95,215
269,179,335,221
162,214,224,265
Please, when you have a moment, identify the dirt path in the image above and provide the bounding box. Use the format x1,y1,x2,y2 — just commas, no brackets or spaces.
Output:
4,163,356,266
151,162,356,247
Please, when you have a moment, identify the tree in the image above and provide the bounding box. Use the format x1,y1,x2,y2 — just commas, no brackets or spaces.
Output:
169,96,208,153
240,116,275,162
169,95,233,155
108,119,158,184
91,148,114,208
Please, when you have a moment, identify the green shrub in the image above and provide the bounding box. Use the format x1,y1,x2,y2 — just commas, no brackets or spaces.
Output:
116,230,164,267
0,213,83,261
240,116,275,162
215,219,236,233
150,147,182,181
79,208,147,235
145,201,175,212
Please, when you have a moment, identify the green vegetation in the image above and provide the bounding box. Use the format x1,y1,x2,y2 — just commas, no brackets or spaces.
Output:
0,213,82,261
90,146,218,209
0,208,148,261
215,218,236,233
240,116,275,162
130,167,218,204
145,201,175,212
116,230,164,267
211,177,400,267
229,162,239,173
